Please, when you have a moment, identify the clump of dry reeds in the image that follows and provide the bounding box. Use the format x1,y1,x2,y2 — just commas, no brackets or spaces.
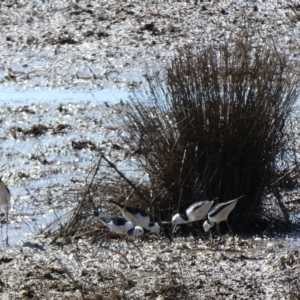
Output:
50,37,300,243
119,37,300,234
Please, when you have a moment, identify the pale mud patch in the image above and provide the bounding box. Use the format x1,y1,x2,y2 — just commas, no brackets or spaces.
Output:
0,235,299,299
0,0,299,91
0,99,128,248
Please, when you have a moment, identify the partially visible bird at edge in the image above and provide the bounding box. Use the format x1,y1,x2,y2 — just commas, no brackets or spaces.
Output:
0,176,11,246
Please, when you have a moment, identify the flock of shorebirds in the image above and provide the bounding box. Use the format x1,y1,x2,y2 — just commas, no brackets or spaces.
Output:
99,196,244,240
0,177,243,243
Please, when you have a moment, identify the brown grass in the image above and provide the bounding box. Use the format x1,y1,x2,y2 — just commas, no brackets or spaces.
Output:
119,37,300,234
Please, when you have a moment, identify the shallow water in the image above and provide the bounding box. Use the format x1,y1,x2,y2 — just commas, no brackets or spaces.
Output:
0,86,128,106
0,86,129,249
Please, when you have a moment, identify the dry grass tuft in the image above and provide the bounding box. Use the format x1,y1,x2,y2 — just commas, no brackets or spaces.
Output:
50,37,300,244
118,37,300,234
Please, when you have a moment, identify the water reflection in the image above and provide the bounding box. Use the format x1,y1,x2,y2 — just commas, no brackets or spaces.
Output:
0,86,129,248
0,87,128,106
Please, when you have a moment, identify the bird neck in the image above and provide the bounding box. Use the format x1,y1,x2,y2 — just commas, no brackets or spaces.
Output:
208,220,215,226
125,221,133,231
179,216,190,224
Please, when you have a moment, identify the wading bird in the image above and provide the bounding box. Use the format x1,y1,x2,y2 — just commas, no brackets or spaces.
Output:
110,200,160,234
203,196,244,236
0,176,10,246
0,177,10,223
172,200,215,226
99,215,144,237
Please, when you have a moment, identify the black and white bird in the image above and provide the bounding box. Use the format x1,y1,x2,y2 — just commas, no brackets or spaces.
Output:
172,200,215,226
110,200,160,234
99,215,144,237
203,196,244,235
0,177,10,223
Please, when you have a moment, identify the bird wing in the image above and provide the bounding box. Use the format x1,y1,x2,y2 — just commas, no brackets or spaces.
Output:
125,205,148,217
208,199,238,218
99,215,112,225
186,201,211,221
99,215,127,226
178,213,189,221
110,200,149,217
187,201,206,214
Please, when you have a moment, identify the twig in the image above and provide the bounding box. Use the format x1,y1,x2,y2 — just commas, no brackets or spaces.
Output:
289,4,300,21
101,154,150,205
57,157,103,242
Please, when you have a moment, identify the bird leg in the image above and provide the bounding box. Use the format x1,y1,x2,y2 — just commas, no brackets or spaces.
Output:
195,221,204,239
226,220,234,236
0,220,9,247
205,227,214,248
0,223,3,245
188,223,197,246
226,220,236,252
171,224,177,234
216,223,221,237
215,223,222,250
191,222,204,247
5,214,8,246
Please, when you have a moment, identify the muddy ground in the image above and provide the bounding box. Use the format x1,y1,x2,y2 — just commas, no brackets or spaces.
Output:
1,235,300,299
1,0,300,90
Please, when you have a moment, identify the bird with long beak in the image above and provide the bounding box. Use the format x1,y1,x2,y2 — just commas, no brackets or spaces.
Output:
99,215,144,237
172,200,215,226
203,195,244,236
110,200,160,234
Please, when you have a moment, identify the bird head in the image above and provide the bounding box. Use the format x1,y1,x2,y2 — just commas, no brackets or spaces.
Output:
132,226,144,237
203,220,214,232
171,213,187,226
